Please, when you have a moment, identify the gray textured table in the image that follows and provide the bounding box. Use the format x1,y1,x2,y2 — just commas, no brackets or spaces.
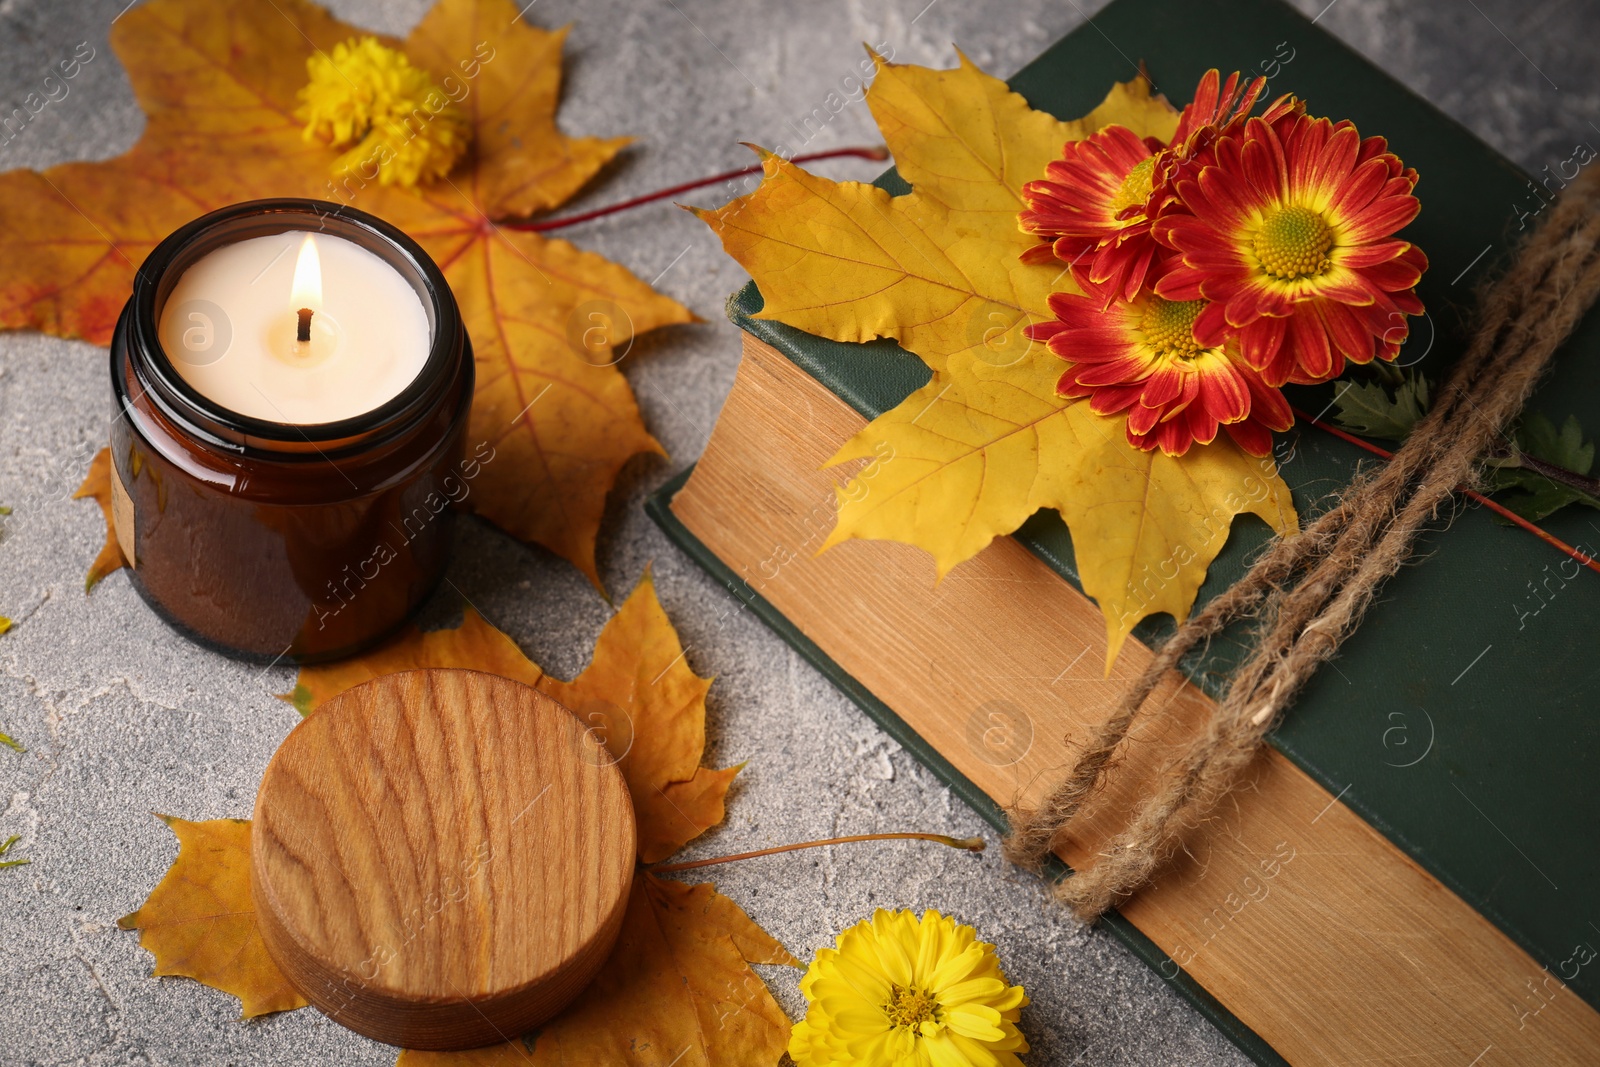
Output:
0,0,1593,1063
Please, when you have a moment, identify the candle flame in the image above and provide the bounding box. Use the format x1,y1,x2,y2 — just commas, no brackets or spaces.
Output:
290,233,322,309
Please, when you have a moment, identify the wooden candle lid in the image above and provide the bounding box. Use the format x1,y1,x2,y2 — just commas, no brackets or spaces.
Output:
250,669,636,1050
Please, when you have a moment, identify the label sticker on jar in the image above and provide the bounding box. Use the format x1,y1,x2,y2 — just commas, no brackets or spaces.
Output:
110,459,136,568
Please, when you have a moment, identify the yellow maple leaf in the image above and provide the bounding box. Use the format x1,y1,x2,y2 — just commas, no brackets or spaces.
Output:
398,874,798,1067
697,52,1176,374
865,49,1177,240
695,54,1297,666
13,0,691,588
116,816,307,1018
823,347,1295,665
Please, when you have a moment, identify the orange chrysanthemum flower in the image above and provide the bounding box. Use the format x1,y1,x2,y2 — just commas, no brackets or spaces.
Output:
1018,70,1282,305
1153,112,1427,386
1017,124,1164,303
1027,289,1291,457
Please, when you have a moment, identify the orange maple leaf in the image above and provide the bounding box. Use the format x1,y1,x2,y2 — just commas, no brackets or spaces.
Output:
294,567,736,863
398,875,798,1067
121,572,795,1065
284,606,544,713
72,449,126,591
18,0,691,587
533,570,741,864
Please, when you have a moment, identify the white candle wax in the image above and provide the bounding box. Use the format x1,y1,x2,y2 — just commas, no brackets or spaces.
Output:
158,231,431,425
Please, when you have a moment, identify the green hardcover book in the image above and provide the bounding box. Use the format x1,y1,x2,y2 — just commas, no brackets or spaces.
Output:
649,0,1600,1061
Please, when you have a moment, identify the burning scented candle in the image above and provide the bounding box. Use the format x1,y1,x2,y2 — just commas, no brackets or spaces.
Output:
110,199,475,662
159,231,430,424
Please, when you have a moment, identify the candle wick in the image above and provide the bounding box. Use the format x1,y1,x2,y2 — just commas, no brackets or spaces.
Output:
297,307,313,344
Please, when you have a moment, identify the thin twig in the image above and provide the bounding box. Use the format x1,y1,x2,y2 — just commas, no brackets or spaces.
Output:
649,832,985,874
1489,447,1600,500
505,146,890,233
1296,407,1600,574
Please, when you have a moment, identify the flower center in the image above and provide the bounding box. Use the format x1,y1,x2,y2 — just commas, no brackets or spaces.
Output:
1110,157,1155,215
883,984,941,1035
1139,296,1206,360
1252,204,1335,281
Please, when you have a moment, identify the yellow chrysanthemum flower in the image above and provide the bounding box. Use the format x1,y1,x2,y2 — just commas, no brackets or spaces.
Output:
789,909,1030,1067
296,37,470,189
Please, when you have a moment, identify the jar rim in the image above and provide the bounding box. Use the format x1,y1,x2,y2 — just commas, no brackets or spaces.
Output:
128,198,463,450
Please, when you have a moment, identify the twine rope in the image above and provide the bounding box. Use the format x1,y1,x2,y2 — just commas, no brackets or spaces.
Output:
1004,165,1600,920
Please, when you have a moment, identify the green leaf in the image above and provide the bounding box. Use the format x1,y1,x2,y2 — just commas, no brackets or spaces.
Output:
1522,413,1594,474
1330,374,1430,440
1489,414,1600,522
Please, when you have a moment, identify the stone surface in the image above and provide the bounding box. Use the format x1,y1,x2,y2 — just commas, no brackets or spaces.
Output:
0,0,1593,1064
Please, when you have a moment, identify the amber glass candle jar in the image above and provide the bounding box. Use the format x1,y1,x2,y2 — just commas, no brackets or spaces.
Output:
109,199,474,663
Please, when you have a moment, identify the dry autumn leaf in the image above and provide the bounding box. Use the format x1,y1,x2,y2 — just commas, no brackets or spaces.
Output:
293,568,737,864
399,875,798,1067
821,348,1296,666
124,571,794,1062
695,53,1299,666
535,570,740,864
116,816,307,1019
72,448,125,591
707,52,1175,373
10,0,691,588
286,606,544,714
